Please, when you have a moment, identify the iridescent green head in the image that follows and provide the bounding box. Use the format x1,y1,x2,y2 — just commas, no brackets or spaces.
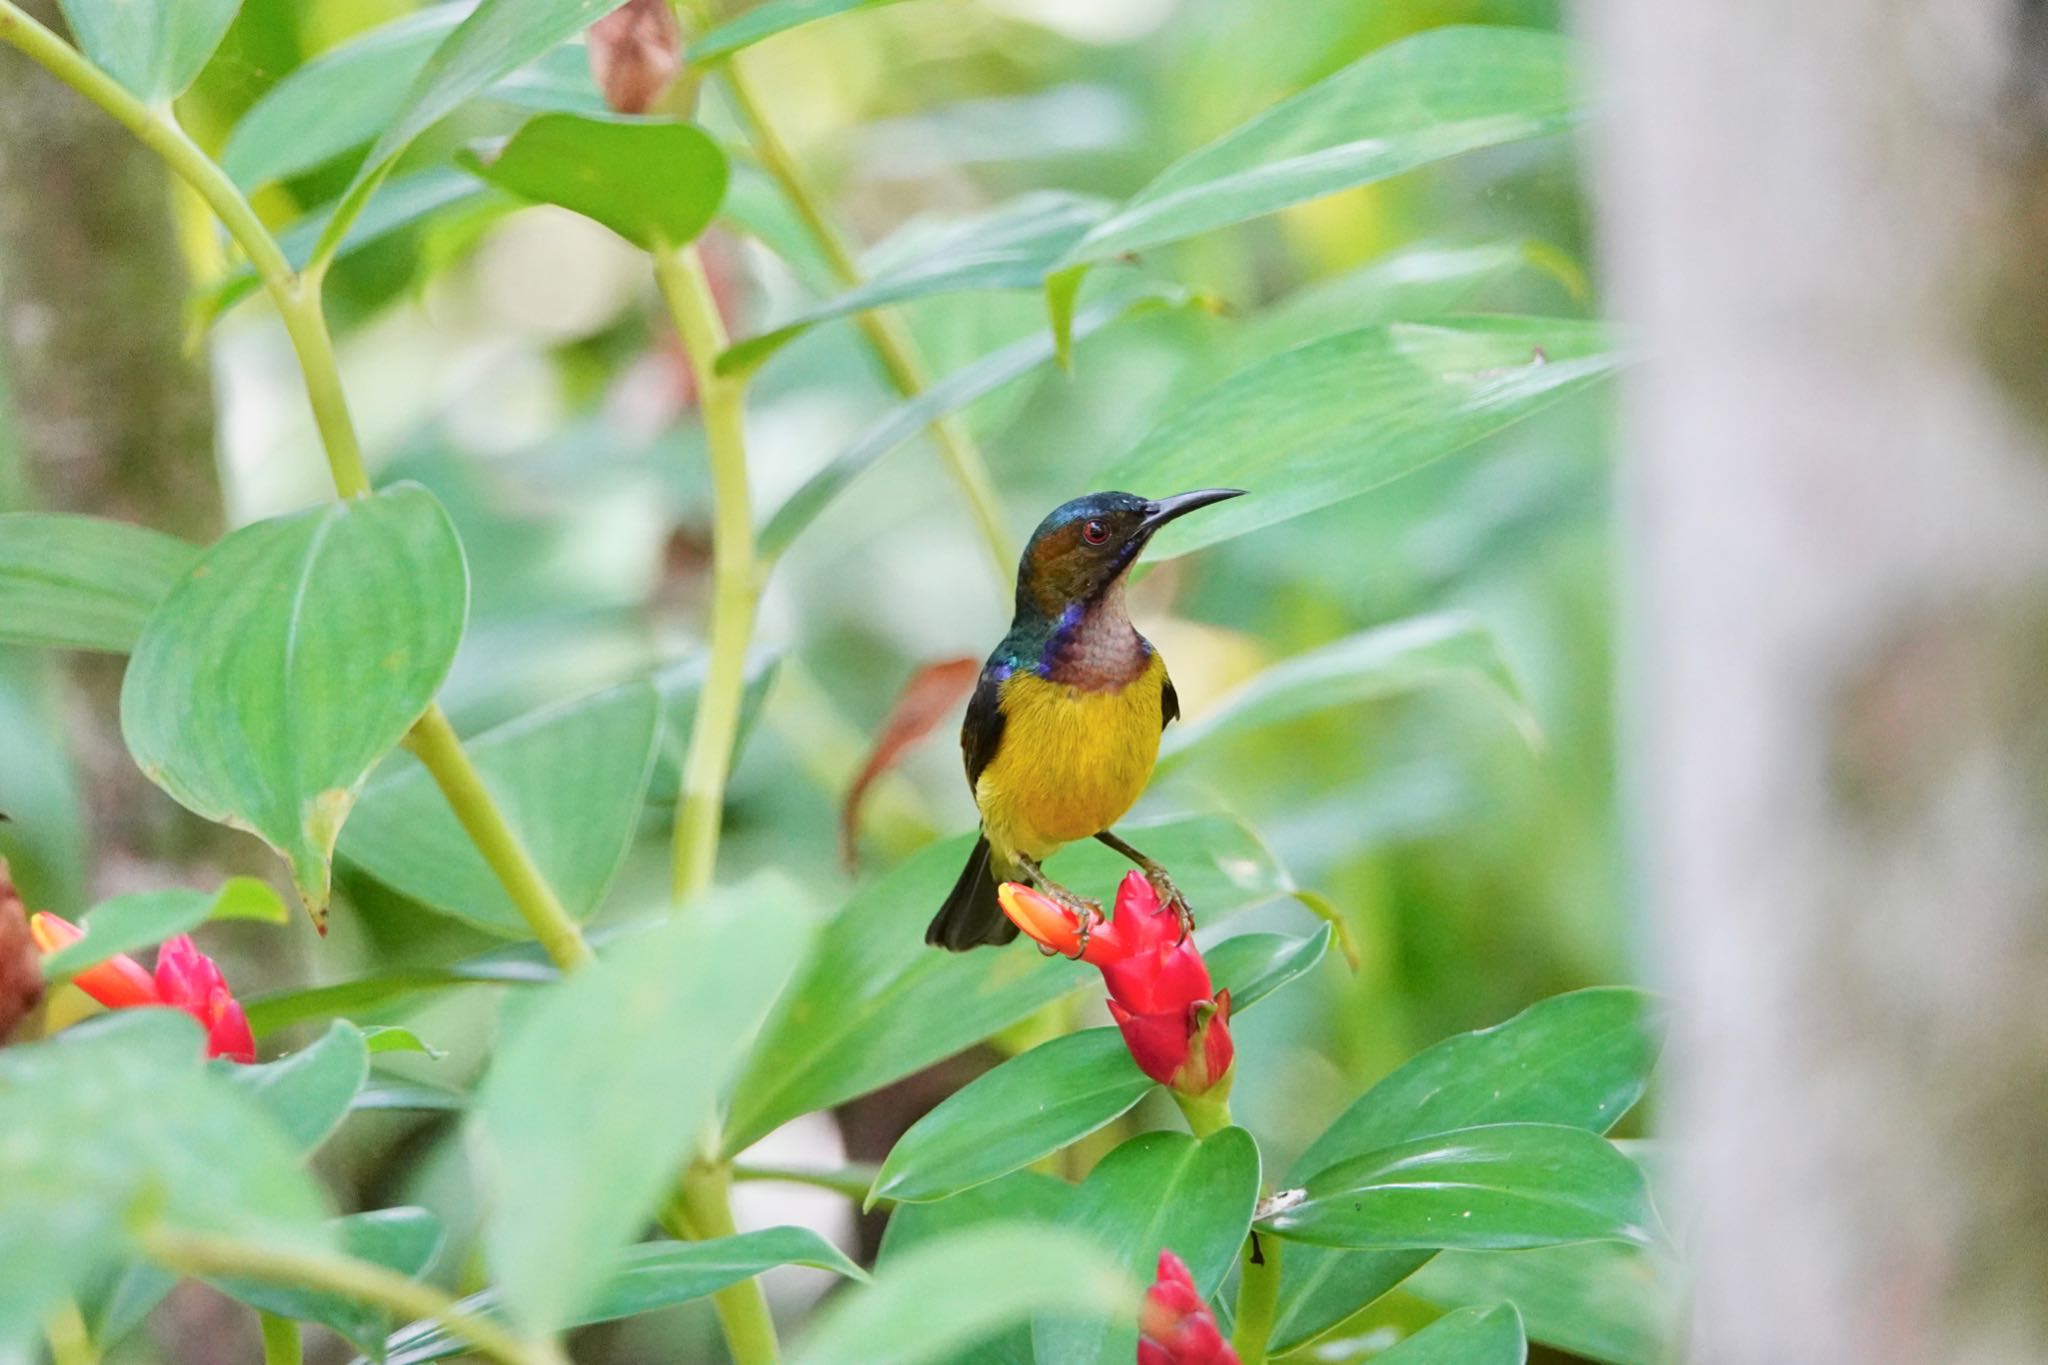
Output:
1013,488,1244,620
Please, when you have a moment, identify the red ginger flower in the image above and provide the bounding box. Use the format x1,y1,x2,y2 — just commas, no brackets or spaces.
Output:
1139,1249,1239,1365
28,913,255,1063
996,872,1233,1096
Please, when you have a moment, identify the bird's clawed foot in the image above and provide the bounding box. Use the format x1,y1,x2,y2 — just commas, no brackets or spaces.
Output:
1139,860,1195,941
1017,857,1103,958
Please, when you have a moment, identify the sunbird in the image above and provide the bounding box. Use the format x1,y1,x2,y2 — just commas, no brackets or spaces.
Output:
926,488,1245,951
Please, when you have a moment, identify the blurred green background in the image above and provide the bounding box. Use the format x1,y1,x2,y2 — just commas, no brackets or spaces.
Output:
0,0,1628,1359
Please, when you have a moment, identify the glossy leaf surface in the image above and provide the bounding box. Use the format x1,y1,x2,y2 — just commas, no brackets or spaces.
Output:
119,486,468,926
1374,1304,1528,1365
1407,1240,1679,1365
0,514,196,653
464,112,727,250
56,0,239,101
225,1020,370,1153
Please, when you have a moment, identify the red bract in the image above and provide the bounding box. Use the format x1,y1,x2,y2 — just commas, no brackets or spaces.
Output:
1139,1249,1239,1365
996,872,1234,1096
29,913,256,1063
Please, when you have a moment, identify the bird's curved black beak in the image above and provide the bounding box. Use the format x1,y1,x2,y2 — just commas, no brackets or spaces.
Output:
1140,487,1245,534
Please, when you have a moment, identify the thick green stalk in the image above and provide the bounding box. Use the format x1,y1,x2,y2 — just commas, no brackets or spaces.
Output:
1230,1233,1282,1365
715,55,1015,581
654,244,758,904
258,1311,302,1365
0,0,589,969
139,1227,566,1365
1171,1087,1234,1139
404,708,595,971
673,1163,780,1365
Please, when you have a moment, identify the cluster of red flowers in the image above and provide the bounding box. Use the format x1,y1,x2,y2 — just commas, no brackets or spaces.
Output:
1141,1249,1240,1365
29,912,255,1062
997,871,1233,1097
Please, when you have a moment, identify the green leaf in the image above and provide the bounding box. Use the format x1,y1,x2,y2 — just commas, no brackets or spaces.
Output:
758,285,1198,563
1262,1123,1654,1253
214,1207,443,1361
722,813,1290,1153
0,514,197,653
1160,613,1537,770
463,113,727,250
1269,988,1658,1354
40,878,287,985
224,1020,370,1153
382,1228,864,1364
877,1170,1073,1263
339,681,661,936
789,1223,1136,1365
0,1012,329,1350
119,485,468,927
1097,317,1619,563
353,1080,467,1113
688,0,909,62
1203,926,1331,1011
718,192,1110,377
869,933,1318,1207
871,1029,1149,1208
472,876,813,1336
332,0,635,259
1374,1304,1528,1365
1032,1128,1260,1365
1406,1241,1678,1365
1046,27,1581,351
56,0,240,101
243,934,567,1037
220,11,603,189
361,1026,445,1059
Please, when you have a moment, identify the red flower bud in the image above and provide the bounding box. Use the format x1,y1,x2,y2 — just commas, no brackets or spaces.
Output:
586,0,682,115
1138,1249,1239,1365
28,912,254,1062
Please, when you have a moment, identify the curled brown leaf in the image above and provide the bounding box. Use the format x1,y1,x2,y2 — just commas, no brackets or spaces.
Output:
588,0,683,116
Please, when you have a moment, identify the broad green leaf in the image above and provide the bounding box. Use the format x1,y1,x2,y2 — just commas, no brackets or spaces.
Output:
718,192,1111,377
340,681,661,936
758,285,1199,563
871,1029,1150,1207
1407,1241,1678,1365
1375,1304,1527,1365
1270,988,1657,1354
221,10,604,189
206,169,496,321
1098,317,1619,563
1160,613,1537,771
1262,1123,1654,1253
225,1020,370,1153
876,1170,1073,1263
689,0,909,62
1032,1128,1260,1365
722,813,1290,1153
1046,27,1581,352
244,934,569,1037
380,1228,864,1364
789,1224,1136,1365
79,1260,174,1353
215,1208,443,1361
40,878,287,985
120,485,469,927
869,934,1319,1206
0,1013,329,1350
331,0,635,261
361,1026,444,1059
0,514,197,653
56,0,239,102
472,876,812,1335
463,113,727,250
1203,925,1331,1011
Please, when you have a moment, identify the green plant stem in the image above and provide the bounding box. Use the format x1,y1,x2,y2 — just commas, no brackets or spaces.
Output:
44,1300,96,1365
1172,1087,1234,1139
653,244,758,904
274,275,372,499
405,707,594,970
258,1311,302,1365
671,1163,781,1365
139,1227,567,1365
1230,1232,1282,1365
714,55,1015,581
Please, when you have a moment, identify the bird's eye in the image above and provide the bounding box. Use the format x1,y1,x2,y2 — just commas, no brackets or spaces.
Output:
1082,518,1110,545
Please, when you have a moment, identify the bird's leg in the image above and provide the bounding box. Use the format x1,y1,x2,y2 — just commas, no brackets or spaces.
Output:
1095,829,1195,940
1014,854,1103,958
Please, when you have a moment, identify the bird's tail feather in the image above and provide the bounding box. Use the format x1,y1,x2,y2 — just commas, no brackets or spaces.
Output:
925,833,1018,951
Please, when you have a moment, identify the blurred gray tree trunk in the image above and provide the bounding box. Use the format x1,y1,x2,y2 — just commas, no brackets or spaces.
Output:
0,0,234,890
1587,3,2048,1362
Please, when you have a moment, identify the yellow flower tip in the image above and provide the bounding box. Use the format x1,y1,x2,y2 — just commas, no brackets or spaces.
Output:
28,911,80,955
995,881,1083,956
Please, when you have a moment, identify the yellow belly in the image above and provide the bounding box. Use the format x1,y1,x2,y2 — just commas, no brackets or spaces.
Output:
975,656,1165,864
